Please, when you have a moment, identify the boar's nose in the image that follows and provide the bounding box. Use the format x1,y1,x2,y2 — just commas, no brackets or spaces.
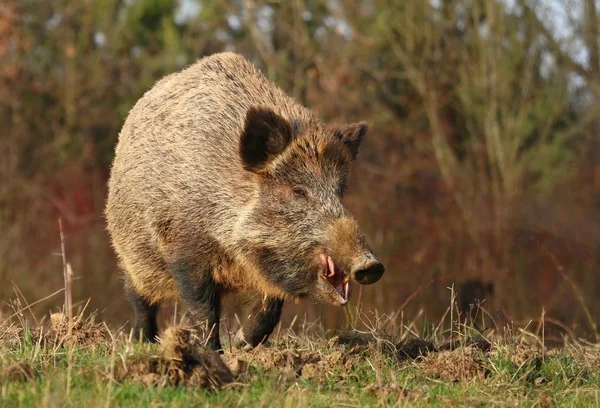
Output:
351,257,385,285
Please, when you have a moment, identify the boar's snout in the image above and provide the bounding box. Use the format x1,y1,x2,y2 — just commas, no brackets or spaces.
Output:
326,217,385,286
351,256,385,285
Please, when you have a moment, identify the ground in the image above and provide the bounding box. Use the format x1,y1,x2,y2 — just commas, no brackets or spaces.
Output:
1,309,600,407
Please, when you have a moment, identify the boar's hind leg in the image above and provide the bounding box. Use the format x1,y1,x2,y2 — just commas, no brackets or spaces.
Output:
125,281,159,342
171,261,223,352
234,297,284,351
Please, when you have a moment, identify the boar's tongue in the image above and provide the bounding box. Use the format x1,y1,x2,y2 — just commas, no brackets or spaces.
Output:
326,256,350,301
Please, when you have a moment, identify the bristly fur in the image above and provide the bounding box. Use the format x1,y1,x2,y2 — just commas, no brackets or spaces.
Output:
105,52,381,349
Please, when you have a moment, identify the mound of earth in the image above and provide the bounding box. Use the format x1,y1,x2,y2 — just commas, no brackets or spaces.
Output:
115,327,233,388
418,346,489,382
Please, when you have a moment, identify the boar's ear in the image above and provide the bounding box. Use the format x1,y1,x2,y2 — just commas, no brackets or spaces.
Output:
240,107,293,173
333,122,368,160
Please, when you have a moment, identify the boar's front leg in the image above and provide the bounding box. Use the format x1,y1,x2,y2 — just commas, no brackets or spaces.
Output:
234,296,284,351
170,260,223,352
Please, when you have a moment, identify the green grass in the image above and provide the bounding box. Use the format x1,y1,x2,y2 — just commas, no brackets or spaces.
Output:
2,312,600,407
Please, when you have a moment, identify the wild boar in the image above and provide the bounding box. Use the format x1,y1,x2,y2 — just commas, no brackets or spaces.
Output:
105,52,384,351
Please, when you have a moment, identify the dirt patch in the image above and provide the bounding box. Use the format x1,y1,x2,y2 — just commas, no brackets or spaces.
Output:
2,361,37,382
395,336,492,363
224,347,321,380
222,355,251,379
222,342,369,383
242,347,317,372
331,330,396,354
114,327,233,388
396,338,437,360
333,330,377,346
439,336,493,353
331,330,395,347
302,347,364,382
418,346,488,382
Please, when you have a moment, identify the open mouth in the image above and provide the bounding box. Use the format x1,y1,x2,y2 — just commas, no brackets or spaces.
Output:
319,254,350,304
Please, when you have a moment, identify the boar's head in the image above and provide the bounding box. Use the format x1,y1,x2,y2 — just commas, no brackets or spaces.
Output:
238,107,384,306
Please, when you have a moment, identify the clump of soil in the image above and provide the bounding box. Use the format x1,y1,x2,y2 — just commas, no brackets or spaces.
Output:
1,361,37,382
114,327,233,389
47,312,107,347
418,346,488,382
396,338,437,361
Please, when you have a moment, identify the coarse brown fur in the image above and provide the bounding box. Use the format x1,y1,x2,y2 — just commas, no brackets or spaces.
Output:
105,52,384,350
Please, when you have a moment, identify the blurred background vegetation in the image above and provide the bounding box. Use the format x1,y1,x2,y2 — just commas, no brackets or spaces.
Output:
1,0,599,339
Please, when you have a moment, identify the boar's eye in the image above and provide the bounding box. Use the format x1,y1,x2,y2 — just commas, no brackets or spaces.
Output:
292,186,308,199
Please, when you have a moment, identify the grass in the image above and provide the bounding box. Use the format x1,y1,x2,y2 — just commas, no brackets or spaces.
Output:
2,304,600,408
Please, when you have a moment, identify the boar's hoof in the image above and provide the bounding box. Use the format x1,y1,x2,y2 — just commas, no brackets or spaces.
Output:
233,330,255,352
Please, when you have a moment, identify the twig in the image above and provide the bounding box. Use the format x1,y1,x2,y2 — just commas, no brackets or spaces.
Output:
58,218,73,323
58,218,74,400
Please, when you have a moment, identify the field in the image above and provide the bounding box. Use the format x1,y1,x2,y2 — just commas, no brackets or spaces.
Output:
2,304,600,408
3,1,600,407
